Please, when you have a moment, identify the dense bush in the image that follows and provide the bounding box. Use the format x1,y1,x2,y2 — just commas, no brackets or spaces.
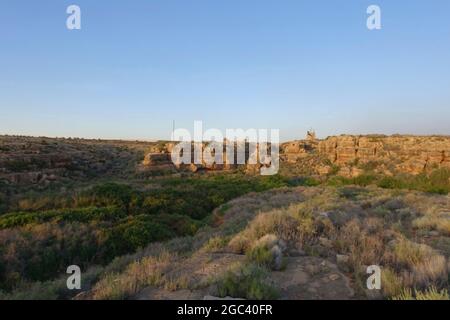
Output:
2,173,291,296
327,169,450,195
0,206,126,229
141,175,289,219
377,169,450,194
3,159,47,172
59,183,144,214
287,176,320,187
103,218,175,258
216,263,279,300
0,174,289,292
0,222,102,291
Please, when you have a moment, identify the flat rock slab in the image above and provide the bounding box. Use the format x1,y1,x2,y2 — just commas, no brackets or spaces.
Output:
134,254,355,300
271,256,355,300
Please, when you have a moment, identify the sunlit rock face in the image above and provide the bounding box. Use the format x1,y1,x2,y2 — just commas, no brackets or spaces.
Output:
317,135,450,174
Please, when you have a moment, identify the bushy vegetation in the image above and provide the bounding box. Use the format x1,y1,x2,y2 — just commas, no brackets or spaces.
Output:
377,169,450,194
91,251,173,300
0,174,290,293
216,263,279,300
327,168,450,194
3,159,48,172
224,187,450,299
0,206,126,229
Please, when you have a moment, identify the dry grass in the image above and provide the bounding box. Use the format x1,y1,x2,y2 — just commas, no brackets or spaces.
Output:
92,251,172,300
392,239,433,268
413,215,450,236
224,186,449,299
381,268,406,297
86,185,450,300
392,286,449,300
335,219,386,270
228,209,301,254
200,236,230,253
411,255,447,287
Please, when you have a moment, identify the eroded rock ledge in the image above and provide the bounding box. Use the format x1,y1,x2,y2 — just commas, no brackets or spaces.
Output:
140,134,450,177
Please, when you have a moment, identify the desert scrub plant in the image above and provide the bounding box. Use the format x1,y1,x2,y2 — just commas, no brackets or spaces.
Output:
216,263,279,300
335,219,385,272
392,239,434,268
381,268,406,298
228,209,300,254
392,286,449,300
377,169,450,195
287,176,320,187
326,175,353,187
92,251,172,300
246,234,285,270
352,174,378,187
163,274,190,292
294,209,316,245
247,245,274,266
201,236,230,253
338,186,368,200
391,239,447,287
0,265,103,300
413,212,450,236
0,206,126,229
410,255,448,287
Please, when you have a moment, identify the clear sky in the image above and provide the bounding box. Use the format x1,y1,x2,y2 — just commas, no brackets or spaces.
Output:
1,0,450,141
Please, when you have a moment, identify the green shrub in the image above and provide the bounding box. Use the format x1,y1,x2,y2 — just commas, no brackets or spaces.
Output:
353,174,377,186
287,177,320,187
247,245,274,267
216,264,279,300
0,173,289,295
377,169,450,194
201,236,230,252
327,176,352,187
87,183,141,212
0,222,102,291
0,206,126,229
103,217,175,258
338,186,367,200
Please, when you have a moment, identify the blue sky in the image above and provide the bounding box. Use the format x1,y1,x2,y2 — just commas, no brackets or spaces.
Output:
1,0,450,141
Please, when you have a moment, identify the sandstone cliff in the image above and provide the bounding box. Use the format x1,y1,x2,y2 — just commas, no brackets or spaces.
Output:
138,134,450,177
317,135,450,175
3,134,450,187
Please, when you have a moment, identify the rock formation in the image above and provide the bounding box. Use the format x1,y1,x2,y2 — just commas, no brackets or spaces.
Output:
2,134,450,186
139,134,450,177
317,135,450,175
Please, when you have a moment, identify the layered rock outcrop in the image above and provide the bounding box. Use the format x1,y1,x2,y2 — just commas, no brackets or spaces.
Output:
139,134,450,177
0,136,148,186
3,134,450,186
138,141,279,175
318,135,450,175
